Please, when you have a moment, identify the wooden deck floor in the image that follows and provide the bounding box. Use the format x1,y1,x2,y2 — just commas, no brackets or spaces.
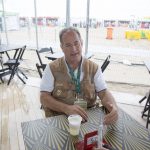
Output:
0,78,148,150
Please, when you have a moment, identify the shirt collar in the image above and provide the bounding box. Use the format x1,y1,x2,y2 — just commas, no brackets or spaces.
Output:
64,56,85,73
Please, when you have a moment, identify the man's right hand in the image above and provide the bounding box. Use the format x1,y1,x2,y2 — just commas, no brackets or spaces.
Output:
66,105,88,122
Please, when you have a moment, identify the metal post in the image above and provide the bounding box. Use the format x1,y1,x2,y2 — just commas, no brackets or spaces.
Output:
85,0,90,55
66,0,70,27
1,0,9,45
34,0,39,50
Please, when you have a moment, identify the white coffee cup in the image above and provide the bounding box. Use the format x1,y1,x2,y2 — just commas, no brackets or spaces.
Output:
68,114,82,136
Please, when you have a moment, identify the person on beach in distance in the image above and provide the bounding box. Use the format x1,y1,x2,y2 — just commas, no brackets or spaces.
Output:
40,27,118,125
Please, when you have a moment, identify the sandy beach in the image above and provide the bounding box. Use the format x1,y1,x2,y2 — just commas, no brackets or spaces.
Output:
2,27,150,96
22,50,150,97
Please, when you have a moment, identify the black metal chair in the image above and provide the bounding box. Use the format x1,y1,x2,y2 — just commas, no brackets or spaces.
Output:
36,47,54,78
141,91,150,128
0,53,3,82
3,45,28,85
139,95,147,103
0,53,3,69
0,70,4,83
0,68,10,83
101,55,111,73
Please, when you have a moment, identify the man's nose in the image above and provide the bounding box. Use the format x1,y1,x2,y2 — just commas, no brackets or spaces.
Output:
71,45,77,51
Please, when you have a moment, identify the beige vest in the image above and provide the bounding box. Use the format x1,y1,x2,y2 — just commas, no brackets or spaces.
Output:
44,57,98,117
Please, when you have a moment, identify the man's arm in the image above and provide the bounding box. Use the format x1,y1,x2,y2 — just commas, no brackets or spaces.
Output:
40,91,88,121
98,89,118,125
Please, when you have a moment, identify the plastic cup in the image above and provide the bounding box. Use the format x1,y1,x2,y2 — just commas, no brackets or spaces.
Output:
68,114,82,136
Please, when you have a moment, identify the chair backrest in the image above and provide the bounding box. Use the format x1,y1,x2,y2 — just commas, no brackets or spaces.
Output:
36,47,53,66
14,45,26,63
20,45,26,60
0,53,3,68
36,47,53,77
101,55,111,73
36,50,43,66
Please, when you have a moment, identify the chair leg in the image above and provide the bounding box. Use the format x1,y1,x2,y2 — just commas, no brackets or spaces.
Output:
18,69,28,79
16,72,26,84
0,56,3,69
139,96,146,103
0,61,3,69
36,63,43,78
7,69,16,85
142,98,150,118
141,93,150,128
146,107,150,128
38,68,42,78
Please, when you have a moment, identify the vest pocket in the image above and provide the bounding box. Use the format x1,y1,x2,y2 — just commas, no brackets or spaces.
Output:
53,83,76,105
53,85,67,98
53,81,75,99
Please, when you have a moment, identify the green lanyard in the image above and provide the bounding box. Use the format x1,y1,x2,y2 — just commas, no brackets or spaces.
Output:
67,61,81,95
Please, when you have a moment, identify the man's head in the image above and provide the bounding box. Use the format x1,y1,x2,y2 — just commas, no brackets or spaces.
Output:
59,27,83,65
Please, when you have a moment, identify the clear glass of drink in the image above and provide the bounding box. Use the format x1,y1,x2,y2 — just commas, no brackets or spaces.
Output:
68,114,82,136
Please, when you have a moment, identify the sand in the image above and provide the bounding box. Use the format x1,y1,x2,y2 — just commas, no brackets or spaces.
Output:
2,27,150,96
20,49,150,97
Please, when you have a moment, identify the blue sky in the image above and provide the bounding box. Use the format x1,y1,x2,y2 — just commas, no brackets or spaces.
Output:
4,0,150,19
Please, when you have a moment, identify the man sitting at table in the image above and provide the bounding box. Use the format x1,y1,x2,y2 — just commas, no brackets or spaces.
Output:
40,27,118,125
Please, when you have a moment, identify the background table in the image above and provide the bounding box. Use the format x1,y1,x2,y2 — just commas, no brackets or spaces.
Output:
21,107,150,150
46,51,93,61
0,44,22,59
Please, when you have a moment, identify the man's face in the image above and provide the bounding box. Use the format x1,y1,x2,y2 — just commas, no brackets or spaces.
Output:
61,31,83,63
